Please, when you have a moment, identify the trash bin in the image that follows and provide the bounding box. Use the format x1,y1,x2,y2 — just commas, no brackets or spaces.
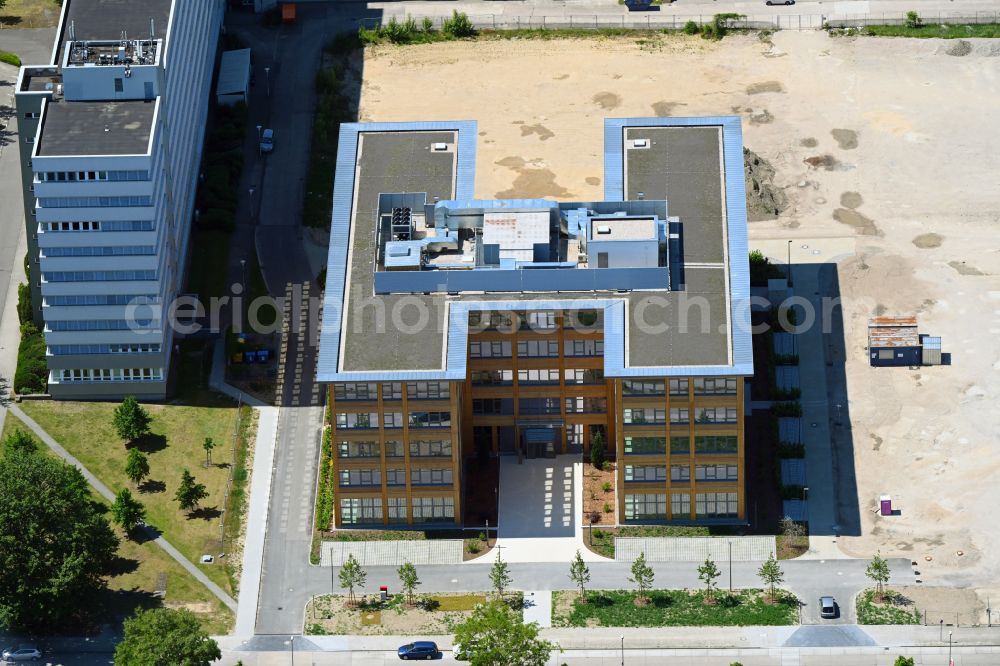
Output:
879,494,892,516
380,585,388,602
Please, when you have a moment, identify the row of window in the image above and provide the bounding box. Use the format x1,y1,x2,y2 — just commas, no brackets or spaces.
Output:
624,435,739,455
335,411,452,430
340,468,453,487
623,407,738,425
38,196,152,208
43,220,155,232
469,339,605,359
56,367,163,383
469,311,560,330
36,170,150,183
48,343,162,355
44,270,157,282
332,381,451,402
47,319,157,332
336,440,452,458
471,397,607,416
45,294,159,306
339,496,454,524
624,463,739,483
622,378,738,396
623,492,738,520
42,245,156,257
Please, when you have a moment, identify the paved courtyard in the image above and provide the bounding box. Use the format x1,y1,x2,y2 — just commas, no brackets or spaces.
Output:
320,540,464,567
615,536,777,563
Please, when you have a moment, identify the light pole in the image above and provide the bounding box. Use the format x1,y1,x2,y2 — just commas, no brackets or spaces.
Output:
803,486,809,502
240,258,247,294
949,630,953,665
728,541,733,593
290,635,295,666
786,240,793,288
265,66,271,97
620,635,624,666
249,186,256,220
256,124,262,157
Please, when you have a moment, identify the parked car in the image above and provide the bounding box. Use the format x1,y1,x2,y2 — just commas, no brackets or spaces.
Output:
624,0,660,10
260,128,274,154
1,646,41,662
819,596,838,619
397,641,439,660
765,0,795,5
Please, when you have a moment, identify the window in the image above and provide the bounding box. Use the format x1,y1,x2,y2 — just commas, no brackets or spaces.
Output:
44,270,156,282
623,436,666,455
693,378,738,395
409,440,452,458
44,220,154,232
564,339,603,357
567,424,584,447
696,464,738,482
38,195,152,208
670,464,691,482
597,252,609,268
625,465,666,482
336,441,379,458
333,383,377,401
694,435,739,454
622,380,664,396
24,112,40,119
335,413,377,429
695,407,738,424
669,378,690,396
47,343,161,355
696,492,738,518
412,496,454,522
670,408,689,424
114,78,124,92
383,412,404,428
338,469,380,487
564,397,607,414
877,349,894,361
472,399,512,416
623,408,665,425
41,245,155,257
470,370,513,386
47,319,157,332
624,493,666,520
469,340,512,358
385,441,404,457
57,367,162,383
44,294,159,306
406,381,450,400
387,497,407,524
519,397,561,415
517,368,560,384
24,136,35,144
670,436,690,454
408,411,451,428
410,468,453,486
564,368,604,384
469,311,514,331
386,469,406,486
671,492,691,517
382,383,403,400
340,498,382,524
517,339,559,358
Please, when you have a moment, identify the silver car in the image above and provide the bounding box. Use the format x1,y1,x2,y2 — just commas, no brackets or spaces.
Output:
819,596,838,619
2,646,41,662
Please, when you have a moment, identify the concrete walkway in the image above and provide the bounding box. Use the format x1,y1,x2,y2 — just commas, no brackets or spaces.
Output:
522,590,552,628
320,540,464,567
615,536,776,562
7,404,238,612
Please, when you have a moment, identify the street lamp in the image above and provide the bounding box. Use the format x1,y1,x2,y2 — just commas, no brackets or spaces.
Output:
620,635,624,666
265,66,271,97
249,186,256,219
786,240,793,288
256,124,262,157
949,630,953,665
803,486,809,502
240,258,247,296
290,635,295,666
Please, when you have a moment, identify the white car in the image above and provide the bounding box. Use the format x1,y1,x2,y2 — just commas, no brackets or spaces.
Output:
2,646,41,662
260,128,274,154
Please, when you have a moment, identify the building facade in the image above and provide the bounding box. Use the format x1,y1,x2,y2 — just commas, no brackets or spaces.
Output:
13,0,223,398
319,118,752,528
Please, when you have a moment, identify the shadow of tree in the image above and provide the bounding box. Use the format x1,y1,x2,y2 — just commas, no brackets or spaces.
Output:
139,479,166,494
187,506,221,521
107,556,140,576
131,433,167,454
131,523,163,545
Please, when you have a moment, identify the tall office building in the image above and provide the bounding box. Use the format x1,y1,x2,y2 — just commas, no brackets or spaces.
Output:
318,118,753,528
13,0,224,399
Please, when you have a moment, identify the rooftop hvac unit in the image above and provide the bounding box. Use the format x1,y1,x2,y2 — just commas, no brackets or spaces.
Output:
632,139,649,148
431,142,448,151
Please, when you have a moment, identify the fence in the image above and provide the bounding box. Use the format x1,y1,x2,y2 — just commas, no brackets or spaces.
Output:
361,11,1000,33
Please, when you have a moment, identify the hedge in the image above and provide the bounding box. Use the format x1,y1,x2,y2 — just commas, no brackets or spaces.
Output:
14,322,47,395
0,51,22,67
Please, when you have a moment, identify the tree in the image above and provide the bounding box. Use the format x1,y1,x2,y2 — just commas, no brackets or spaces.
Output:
756,554,784,602
124,448,150,487
0,449,118,630
894,657,915,666
452,600,554,666
111,488,146,535
442,10,477,38
202,437,216,467
905,11,922,28
489,553,512,598
112,396,151,445
339,553,366,605
113,608,221,666
397,561,420,605
780,516,806,539
1,429,38,457
589,429,605,469
568,550,591,600
628,552,654,603
174,469,208,512
697,557,721,602
865,551,891,603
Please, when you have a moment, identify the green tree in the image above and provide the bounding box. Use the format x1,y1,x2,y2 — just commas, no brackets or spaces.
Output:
112,396,151,445
904,11,922,28
2,429,38,457
452,600,555,666
202,437,215,467
397,561,420,605
442,10,477,38
629,552,654,601
756,554,784,602
697,557,721,601
339,553,366,605
111,488,146,535
894,657,915,666
568,550,591,600
489,553,512,598
113,608,221,666
124,448,150,487
0,449,118,630
589,429,605,469
865,551,891,602
174,469,208,512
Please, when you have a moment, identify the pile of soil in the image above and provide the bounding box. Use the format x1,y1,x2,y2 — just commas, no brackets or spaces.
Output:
744,148,788,221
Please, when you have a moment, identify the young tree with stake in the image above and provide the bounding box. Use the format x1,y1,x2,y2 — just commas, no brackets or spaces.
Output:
698,557,721,603
756,554,784,602
397,561,420,605
339,554,367,605
865,551,891,603
629,552,654,604
202,437,216,467
568,550,591,601
489,553,512,598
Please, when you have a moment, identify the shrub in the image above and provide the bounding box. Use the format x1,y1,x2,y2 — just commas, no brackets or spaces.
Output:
443,10,477,38
467,541,481,554
772,402,802,417
777,442,805,458
14,322,47,395
904,11,922,28
590,431,605,470
422,16,434,32
684,20,700,34
17,283,32,325
603,502,613,513
0,51,22,67
601,481,612,493
701,24,715,39
894,657,915,666
314,429,335,533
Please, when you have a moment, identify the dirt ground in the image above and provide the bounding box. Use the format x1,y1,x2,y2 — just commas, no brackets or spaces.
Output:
306,592,491,635
583,460,617,525
358,31,1000,607
889,585,985,627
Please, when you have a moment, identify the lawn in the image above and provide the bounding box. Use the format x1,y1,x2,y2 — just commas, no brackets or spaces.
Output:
856,589,920,625
0,0,61,28
584,524,729,559
186,229,233,304
19,396,247,595
552,589,798,627
306,592,516,635
861,23,1000,39
318,528,495,563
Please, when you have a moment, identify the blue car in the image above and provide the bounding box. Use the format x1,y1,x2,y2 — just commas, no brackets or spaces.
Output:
397,641,439,660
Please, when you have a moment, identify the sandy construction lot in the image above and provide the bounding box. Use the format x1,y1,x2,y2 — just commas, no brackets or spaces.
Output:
357,32,1000,603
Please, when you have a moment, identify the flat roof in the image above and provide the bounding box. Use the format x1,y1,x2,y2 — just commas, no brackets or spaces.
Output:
217,48,251,97
318,117,752,382
869,317,919,348
591,217,657,241
37,99,156,156
58,0,171,63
